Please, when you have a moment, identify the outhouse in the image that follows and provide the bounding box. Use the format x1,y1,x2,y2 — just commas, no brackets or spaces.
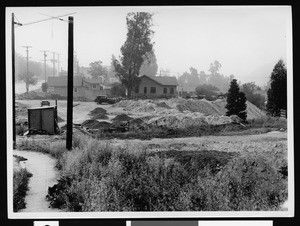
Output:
28,106,59,134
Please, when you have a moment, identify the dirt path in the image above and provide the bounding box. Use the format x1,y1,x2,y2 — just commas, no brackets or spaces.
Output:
13,150,62,212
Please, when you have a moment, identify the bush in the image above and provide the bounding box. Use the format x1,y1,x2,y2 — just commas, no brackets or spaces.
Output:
13,169,32,212
46,136,287,211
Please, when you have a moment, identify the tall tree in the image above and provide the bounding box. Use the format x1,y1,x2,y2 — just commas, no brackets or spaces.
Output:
226,79,247,121
18,71,38,93
266,59,287,117
113,12,154,97
139,50,158,76
89,60,108,81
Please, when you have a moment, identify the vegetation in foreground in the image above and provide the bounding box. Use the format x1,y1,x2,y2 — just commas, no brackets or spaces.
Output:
19,128,288,212
13,168,32,212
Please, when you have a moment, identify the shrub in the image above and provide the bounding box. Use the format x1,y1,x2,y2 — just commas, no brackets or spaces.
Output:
46,135,287,211
13,169,32,212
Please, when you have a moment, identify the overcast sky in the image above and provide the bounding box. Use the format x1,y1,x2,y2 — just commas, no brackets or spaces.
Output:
6,6,291,86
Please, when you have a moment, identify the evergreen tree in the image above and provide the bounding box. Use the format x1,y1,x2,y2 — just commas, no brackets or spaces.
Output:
226,79,247,121
113,12,154,97
266,59,287,117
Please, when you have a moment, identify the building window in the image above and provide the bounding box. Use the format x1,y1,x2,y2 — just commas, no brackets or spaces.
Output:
170,87,174,94
144,87,147,94
150,87,156,93
92,84,97,89
163,87,167,94
135,86,139,93
74,87,78,93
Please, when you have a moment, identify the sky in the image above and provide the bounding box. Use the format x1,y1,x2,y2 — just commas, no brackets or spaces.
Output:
6,6,292,86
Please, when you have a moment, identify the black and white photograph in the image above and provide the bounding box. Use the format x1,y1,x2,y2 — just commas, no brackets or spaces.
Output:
5,6,293,218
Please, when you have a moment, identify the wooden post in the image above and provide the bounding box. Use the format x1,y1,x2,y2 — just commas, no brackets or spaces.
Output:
12,13,16,149
66,16,73,150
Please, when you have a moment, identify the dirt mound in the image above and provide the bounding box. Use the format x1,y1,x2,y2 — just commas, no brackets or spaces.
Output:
156,102,171,109
204,115,233,125
112,98,266,120
148,114,209,129
91,113,109,120
89,107,107,116
81,119,102,129
98,121,112,128
176,99,222,115
112,114,133,122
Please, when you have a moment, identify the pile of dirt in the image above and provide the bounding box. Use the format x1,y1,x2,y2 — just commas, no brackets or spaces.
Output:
112,114,133,122
89,107,107,116
175,99,223,115
113,98,266,120
98,121,112,128
148,114,209,129
81,119,103,129
156,101,171,109
91,114,109,120
129,118,147,130
114,99,174,114
204,115,233,125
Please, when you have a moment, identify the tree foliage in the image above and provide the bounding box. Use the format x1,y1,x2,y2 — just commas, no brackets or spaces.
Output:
139,50,158,76
195,84,219,98
113,12,154,97
110,83,127,97
89,61,108,81
18,71,38,93
226,79,247,121
266,59,287,117
241,82,265,109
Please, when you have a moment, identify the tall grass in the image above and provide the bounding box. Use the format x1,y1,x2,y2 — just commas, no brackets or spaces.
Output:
45,135,287,211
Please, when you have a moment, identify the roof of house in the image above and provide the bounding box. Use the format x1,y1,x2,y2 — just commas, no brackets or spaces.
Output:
47,76,83,87
83,78,102,84
141,75,179,86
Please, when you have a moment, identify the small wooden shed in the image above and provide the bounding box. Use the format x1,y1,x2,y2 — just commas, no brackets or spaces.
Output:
28,106,59,134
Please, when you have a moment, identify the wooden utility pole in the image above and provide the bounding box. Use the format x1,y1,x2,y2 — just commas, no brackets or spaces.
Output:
22,45,32,92
40,50,48,83
57,53,61,76
50,52,57,77
66,16,73,150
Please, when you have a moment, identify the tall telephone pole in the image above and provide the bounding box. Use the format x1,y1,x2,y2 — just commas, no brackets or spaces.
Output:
22,46,32,93
57,53,61,76
40,50,48,83
66,16,74,150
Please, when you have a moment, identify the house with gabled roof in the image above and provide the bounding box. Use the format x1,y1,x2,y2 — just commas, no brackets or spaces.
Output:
132,75,179,98
47,76,111,100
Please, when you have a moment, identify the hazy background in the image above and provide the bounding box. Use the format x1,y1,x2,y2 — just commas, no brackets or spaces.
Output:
6,6,291,86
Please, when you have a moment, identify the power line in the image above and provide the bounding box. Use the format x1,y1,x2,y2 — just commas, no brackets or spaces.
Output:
16,12,76,27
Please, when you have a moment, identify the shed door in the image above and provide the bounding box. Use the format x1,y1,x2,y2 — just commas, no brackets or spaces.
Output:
42,109,55,133
29,109,41,131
